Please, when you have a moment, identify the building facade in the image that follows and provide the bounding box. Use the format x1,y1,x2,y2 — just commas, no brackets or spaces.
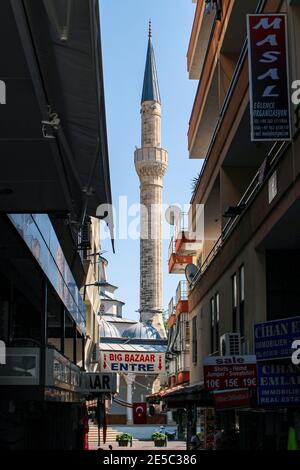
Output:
0,0,113,450
164,0,300,450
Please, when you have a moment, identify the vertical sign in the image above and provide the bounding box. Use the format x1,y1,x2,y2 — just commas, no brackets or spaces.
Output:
247,14,291,141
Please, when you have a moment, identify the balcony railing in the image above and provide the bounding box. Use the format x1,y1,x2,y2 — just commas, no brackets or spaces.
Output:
168,238,175,260
176,280,188,305
168,297,175,318
191,140,289,288
175,212,189,240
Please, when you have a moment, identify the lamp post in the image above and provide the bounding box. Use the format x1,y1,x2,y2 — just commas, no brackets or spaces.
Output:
83,281,109,301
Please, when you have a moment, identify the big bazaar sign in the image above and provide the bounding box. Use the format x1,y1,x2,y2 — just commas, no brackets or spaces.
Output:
100,351,165,374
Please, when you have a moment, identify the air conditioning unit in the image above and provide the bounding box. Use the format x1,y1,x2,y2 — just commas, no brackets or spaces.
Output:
220,333,241,356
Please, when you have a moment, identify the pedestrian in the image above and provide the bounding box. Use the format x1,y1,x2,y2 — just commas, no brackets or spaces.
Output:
214,429,224,450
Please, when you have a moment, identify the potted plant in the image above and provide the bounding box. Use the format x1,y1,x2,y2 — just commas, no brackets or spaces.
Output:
152,432,167,448
116,433,133,447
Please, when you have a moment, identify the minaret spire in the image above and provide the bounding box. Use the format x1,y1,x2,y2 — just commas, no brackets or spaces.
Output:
134,25,168,339
148,19,152,39
141,22,161,104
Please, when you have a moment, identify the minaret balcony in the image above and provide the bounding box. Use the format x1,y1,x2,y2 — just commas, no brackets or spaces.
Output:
174,212,203,257
134,147,168,165
168,238,194,274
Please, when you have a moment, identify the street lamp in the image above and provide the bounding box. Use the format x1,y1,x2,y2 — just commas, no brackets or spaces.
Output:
83,281,109,301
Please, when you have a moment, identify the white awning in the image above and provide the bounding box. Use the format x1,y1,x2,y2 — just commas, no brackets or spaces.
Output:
99,343,166,353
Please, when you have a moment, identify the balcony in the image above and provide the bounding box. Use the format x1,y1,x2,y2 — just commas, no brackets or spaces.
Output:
168,238,193,274
176,371,190,386
175,281,189,316
174,212,203,257
167,298,176,328
189,140,291,295
188,0,262,159
187,0,216,79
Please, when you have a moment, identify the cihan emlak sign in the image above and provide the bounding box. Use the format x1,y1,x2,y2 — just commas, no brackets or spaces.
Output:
247,14,291,141
100,351,165,374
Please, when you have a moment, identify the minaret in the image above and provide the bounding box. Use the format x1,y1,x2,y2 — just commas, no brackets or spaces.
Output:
134,22,168,338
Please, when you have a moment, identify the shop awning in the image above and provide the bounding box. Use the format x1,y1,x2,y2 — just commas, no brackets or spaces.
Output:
99,343,167,353
147,383,214,408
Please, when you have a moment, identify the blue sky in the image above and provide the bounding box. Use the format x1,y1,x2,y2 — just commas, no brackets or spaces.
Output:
100,0,201,321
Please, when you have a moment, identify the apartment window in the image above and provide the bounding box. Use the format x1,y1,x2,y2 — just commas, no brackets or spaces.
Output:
232,274,238,333
210,298,215,354
215,293,220,353
192,316,197,364
239,265,245,337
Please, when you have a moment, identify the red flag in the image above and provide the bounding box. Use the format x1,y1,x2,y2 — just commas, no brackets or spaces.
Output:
133,403,147,425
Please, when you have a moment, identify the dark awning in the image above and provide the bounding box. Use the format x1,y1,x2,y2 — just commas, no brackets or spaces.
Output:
147,383,214,408
0,1,113,236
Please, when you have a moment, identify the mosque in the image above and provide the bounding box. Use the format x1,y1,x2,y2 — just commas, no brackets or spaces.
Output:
98,255,167,425
97,24,169,426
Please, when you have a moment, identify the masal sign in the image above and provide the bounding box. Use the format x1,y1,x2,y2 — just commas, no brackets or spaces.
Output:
101,351,165,374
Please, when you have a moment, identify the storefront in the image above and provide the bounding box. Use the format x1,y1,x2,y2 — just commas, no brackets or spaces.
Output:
147,383,213,449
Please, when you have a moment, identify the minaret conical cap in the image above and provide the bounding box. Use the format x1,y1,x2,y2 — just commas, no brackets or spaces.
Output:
141,21,161,104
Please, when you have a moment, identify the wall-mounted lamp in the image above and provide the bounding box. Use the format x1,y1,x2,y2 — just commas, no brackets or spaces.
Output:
83,281,109,301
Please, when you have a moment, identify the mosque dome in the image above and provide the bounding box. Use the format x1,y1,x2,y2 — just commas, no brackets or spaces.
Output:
122,322,161,340
99,318,120,338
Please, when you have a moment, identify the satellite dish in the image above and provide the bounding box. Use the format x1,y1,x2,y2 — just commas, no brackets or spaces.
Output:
165,206,181,226
185,264,198,285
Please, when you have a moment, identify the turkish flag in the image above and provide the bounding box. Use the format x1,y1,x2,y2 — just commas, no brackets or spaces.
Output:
133,403,147,425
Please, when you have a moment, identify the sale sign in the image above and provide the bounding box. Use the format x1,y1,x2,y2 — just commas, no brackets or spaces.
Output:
203,356,257,391
247,14,291,141
214,389,251,410
100,351,165,374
